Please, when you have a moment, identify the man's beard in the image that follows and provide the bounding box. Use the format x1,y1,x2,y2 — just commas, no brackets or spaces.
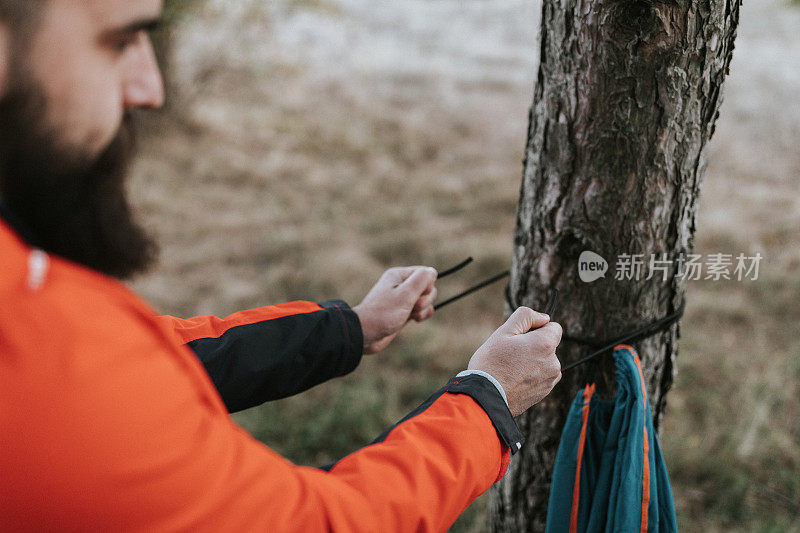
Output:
0,80,158,280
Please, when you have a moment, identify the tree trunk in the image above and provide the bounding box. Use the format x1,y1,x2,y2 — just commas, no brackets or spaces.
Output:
489,0,742,530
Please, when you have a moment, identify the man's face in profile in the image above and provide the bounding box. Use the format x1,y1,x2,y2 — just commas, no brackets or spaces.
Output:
0,0,165,279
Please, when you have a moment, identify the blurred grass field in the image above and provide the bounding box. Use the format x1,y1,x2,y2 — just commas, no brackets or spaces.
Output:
130,0,800,530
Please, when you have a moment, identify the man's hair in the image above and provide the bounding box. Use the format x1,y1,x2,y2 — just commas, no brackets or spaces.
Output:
0,1,45,35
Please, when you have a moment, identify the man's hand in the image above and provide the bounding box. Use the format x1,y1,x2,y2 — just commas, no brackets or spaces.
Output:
468,307,562,416
353,266,438,355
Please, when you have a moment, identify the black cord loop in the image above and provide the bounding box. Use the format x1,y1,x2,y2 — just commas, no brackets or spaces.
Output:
433,258,685,373
437,257,473,279
559,302,685,372
433,271,510,311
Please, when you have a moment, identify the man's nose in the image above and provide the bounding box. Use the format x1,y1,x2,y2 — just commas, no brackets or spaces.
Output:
123,35,165,110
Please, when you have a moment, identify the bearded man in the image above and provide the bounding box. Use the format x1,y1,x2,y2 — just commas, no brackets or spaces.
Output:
0,2,562,531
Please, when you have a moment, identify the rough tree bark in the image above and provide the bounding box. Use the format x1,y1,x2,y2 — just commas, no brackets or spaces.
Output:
489,0,742,530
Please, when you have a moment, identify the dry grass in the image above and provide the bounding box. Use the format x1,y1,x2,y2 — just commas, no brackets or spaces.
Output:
128,0,800,530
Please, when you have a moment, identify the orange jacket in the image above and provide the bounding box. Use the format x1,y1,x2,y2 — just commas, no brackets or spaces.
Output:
0,211,524,532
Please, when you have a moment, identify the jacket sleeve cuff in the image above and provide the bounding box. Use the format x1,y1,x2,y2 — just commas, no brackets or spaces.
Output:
444,374,525,454
318,299,364,375
455,369,509,407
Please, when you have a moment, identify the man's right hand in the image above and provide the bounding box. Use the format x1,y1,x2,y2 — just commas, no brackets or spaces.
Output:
467,307,563,416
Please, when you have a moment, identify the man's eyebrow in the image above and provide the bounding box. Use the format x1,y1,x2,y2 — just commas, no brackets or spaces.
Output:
102,16,162,38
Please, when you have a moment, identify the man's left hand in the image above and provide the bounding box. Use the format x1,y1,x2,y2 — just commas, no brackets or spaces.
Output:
353,266,438,355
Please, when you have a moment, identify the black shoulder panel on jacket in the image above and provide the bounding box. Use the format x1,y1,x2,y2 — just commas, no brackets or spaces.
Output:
189,299,363,412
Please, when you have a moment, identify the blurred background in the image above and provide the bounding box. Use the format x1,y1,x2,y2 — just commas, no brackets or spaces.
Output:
130,0,800,530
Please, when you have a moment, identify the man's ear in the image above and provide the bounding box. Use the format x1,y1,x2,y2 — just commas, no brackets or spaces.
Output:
0,23,9,98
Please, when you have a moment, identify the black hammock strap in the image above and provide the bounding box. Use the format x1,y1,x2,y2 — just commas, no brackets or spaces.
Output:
437,256,474,279
556,301,685,372
433,258,685,372
433,270,510,310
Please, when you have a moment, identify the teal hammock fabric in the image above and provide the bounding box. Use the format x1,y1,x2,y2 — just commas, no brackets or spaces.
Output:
545,345,678,533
